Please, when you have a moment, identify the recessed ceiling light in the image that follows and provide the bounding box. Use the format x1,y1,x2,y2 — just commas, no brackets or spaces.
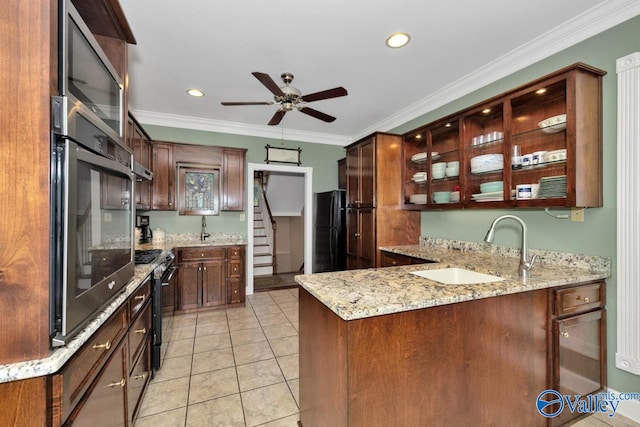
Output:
187,88,205,97
536,88,547,95
482,108,491,114
386,32,410,48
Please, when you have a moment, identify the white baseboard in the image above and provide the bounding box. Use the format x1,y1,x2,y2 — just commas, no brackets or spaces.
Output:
609,387,640,422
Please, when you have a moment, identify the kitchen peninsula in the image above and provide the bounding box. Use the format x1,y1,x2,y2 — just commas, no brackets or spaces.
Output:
296,238,610,427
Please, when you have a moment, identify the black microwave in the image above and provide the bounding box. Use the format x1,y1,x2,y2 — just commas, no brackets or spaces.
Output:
52,0,124,147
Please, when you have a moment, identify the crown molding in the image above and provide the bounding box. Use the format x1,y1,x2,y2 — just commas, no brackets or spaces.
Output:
353,0,640,141
131,110,352,146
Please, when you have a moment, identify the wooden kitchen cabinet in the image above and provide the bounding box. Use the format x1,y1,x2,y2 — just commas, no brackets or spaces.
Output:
551,281,606,426
152,142,176,210
402,63,606,210
130,114,153,210
345,133,420,269
222,148,246,211
175,246,245,312
63,339,128,427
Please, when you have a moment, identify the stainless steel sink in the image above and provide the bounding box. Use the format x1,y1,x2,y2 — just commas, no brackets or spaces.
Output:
410,268,505,285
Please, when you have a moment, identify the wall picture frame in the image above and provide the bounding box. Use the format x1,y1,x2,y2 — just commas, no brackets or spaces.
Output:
265,145,302,165
178,166,220,215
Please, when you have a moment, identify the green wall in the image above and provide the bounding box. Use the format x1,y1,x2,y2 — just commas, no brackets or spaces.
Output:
390,16,640,396
139,125,345,235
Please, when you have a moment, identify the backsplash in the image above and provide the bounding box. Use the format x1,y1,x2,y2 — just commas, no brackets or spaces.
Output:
419,236,611,273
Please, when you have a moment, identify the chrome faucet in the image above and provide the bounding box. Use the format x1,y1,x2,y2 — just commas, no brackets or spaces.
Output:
484,214,537,278
200,215,211,242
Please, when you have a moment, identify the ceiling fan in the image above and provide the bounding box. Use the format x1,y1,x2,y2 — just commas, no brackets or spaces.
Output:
221,72,348,126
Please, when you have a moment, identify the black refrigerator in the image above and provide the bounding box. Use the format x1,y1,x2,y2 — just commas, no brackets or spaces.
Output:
313,190,346,273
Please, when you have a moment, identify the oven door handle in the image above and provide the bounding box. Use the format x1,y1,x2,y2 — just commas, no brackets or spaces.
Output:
161,266,177,286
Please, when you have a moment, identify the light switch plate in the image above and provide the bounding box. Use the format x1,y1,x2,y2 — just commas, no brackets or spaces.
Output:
239,213,246,222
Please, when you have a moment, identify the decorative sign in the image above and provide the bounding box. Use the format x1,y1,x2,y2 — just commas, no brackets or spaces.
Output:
178,166,220,215
265,145,302,165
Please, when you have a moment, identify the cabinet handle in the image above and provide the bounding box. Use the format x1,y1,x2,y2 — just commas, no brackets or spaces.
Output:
203,266,207,271
234,290,238,294
392,261,398,266
354,233,361,237
92,341,111,351
134,328,147,334
168,202,173,206
561,332,570,338
107,379,126,388
576,295,590,303
135,294,147,301
133,373,147,381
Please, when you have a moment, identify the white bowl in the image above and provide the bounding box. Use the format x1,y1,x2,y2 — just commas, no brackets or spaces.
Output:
432,169,446,179
445,167,459,177
537,114,567,134
432,162,447,169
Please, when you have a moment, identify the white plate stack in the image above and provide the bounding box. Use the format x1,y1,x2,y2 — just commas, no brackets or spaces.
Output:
470,154,504,173
411,152,428,163
412,172,428,183
536,175,567,198
409,194,427,204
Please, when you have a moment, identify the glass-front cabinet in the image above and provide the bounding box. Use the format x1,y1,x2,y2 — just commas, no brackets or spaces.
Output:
401,63,605,210
402,119,461,209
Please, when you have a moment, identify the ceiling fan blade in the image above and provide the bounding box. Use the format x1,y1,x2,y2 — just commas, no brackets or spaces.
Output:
301,87,348,103
221,101,273,106
252,72,285,97
268,110,287,126
299,107,336,123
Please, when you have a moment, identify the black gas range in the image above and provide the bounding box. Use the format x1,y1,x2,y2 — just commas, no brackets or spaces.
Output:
134,249,163,264
134,248,176,375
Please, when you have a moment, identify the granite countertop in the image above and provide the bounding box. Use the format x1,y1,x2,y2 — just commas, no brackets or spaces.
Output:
295,238,611,322
0,234,247,384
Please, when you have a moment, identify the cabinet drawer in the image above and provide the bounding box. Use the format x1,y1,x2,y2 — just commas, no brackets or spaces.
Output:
228,246,244,259
129,277,151,320
59,305,128,422
128,301,151,370
63,340,128,427
128,336,151,424
178,247,225,262
228,259,243,278
554,282,603,317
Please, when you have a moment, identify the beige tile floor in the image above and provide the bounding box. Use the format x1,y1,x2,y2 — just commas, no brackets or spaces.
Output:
134,288,300,427
133,286,639,427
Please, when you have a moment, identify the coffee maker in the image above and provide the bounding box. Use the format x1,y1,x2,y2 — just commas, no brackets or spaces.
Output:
136,215,153,243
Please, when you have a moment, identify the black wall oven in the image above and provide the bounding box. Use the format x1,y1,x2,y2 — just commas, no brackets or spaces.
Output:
51,133,134,347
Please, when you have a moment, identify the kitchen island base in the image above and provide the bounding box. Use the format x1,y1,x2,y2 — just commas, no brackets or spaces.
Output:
300,287,552,426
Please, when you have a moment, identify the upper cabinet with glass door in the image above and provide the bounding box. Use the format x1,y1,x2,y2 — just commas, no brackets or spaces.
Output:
401,63,606,210
401,118,461,209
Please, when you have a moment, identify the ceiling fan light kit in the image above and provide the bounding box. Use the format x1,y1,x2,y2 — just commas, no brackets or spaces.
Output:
221,71,348,126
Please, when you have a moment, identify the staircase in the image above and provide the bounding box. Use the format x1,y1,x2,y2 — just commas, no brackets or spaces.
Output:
253,206,274,276
253,174,277,277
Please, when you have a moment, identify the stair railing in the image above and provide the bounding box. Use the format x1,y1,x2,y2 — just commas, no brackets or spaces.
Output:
256,176,277,275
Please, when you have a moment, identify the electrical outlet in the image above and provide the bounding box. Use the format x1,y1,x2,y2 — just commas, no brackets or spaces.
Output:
571,208,584,222
104,212,112,222
239,213,246,222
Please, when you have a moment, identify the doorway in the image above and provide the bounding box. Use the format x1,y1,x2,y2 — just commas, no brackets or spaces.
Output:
246,163,313,295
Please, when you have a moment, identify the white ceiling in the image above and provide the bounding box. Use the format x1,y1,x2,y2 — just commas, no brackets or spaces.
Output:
120,0,640,146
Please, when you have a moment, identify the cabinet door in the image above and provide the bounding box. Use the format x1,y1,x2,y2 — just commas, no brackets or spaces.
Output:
176,263,200,310
202,260,226,307
222,149,245,211
346,208,359,269
346,208,375,270
152,142,175,210
552,309,605,426
357,208,375,269
358,138,375,207
65,341,127,427
133,125,152,210
346,146,360,208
